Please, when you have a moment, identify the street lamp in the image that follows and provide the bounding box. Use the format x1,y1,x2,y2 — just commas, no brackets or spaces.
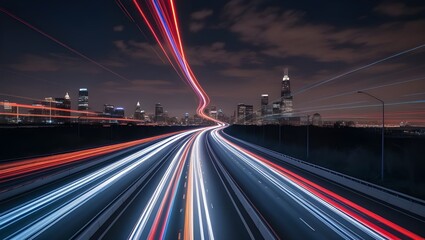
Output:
357,91,385,181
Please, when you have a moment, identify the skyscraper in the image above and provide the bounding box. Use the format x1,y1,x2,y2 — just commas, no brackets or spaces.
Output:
104,104,114,116
236,103,253,124
78,88,89,111
134,101,144,120
245,105,254,122
237,103,246,124
113,107,125,118
155,103,164,123
280,68,293,113
261,94,269,116
55,92,71,122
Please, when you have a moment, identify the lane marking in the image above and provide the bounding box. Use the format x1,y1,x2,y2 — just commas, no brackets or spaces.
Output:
300,218,315,232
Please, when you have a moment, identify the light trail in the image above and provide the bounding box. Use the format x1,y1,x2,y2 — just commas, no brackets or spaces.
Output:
298,75,425,107
0,129,199,239
0,131,183,183
294,44,425,96
213,129,423,239
131,0,220,123
0,8,131,82
1,126,423,238
128,132,195,240
0,101,145,123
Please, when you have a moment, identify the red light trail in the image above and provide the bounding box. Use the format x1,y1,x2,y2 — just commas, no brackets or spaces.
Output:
130,0,220,123
0,131,182,184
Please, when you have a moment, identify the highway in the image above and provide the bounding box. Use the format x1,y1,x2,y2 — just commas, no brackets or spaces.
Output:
0,126,424,239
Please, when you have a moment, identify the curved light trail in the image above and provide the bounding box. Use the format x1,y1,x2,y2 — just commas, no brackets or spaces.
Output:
0,127,423,239
131,0,219,123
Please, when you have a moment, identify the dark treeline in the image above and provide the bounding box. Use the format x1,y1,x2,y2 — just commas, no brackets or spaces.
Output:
0,124,198,161
224,124,425,200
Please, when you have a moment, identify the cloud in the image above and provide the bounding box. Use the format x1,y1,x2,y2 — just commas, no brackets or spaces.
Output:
189,22,205,32
191,9,213,20
8,54,60,72
189,9,213,32
187,42,261,66
375,2,425,17
7,54,102,74
113,40,165,65
221,0,425,64
113,25,124,32
102,79,189,95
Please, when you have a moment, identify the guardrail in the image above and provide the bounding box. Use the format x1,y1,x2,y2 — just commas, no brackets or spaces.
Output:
222,131,425,218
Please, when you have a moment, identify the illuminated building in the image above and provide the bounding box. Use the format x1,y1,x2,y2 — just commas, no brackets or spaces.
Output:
280,68,293,113
104,104,114,116
134,101,144,120
210,105,218,119
237,103,254,124
78,88,89,111
155,103,164,123
55,92,71,122
113,107,125,118
261,94,269,116
272,101,281,114
183,112,189,125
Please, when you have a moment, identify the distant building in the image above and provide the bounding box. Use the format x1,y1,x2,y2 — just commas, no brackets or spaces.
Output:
104,104,114,116
155,103,164,123
1,100,18,123
272,101,281,114
280,68,293,113
183,112,189,125
55,92,71,122
261,94,269,117
134,101,144,120
237,103,246,124
236,103,253,124
113,107,125,118
312,113,323,126
210,105,218,119
78,88,89,111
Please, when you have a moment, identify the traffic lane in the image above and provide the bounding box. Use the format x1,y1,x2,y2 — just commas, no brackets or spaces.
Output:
97,133,194,239
0,131,195,239
200,132,260,239
208,132,372,239
221,131,425,237
0,131,184,184
0,136,167,195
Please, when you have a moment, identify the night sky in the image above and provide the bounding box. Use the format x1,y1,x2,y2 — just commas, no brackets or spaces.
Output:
1,0,425,124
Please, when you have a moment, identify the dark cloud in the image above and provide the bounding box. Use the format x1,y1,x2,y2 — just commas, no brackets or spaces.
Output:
375,2,425,17
191,9,214,20
222,0,425,64
113,25,124,32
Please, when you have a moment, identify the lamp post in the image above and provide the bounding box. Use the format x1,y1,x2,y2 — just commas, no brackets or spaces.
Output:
306,115,310,160
357,91,385,181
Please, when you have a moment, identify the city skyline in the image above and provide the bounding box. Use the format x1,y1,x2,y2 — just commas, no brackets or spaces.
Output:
1,0,425,125
1,1,425,239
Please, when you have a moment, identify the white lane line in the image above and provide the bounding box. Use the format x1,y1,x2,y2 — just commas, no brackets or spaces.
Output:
300,218,315,231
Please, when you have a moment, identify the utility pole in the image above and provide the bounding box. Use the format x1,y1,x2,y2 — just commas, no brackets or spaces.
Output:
358,91,385,181
306,115,310,160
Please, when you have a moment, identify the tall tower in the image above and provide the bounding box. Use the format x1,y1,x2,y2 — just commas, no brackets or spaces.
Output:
261,94,269,116
280,68,293,113
134,101,143,120
78,88,89,111
155,103,164,123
